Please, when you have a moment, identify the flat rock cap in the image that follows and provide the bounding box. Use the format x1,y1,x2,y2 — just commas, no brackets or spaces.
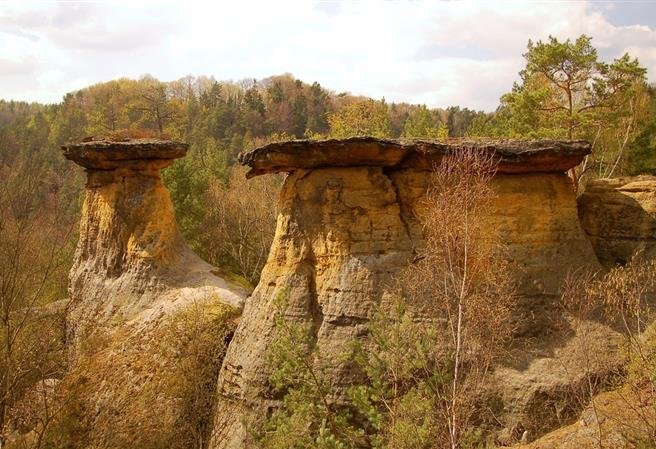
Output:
239,137,591,177
62,137,188,170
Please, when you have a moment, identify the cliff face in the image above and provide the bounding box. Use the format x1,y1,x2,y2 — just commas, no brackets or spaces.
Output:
58,139,248,448
578,176,656,267
210,138,605,448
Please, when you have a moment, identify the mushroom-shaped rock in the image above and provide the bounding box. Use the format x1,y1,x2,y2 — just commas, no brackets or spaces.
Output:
59,138,249,448
62,138,247,343
210,138,603,448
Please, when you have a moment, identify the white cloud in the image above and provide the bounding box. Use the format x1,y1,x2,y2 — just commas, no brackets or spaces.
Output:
0,0,654,110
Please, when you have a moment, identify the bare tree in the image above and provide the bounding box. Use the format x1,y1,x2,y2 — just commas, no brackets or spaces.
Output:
201,166,280,286
130,78,178,136
562,255,656,446
400,148,517,449
0,157,74,448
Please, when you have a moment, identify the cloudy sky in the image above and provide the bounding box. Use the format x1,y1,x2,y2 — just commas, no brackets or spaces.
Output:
1,0,655,111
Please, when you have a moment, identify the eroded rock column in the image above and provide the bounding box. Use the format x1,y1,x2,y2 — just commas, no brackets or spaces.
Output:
210,138,602,448
56,138,248,449
62,138,245,343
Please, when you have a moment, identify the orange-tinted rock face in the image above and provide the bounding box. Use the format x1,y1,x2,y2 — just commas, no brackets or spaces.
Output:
63,139,245,337
59,138,248,448
578,176,656,267
210,139,602,448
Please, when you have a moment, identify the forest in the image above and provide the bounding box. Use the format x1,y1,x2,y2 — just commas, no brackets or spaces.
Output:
1,34,656,448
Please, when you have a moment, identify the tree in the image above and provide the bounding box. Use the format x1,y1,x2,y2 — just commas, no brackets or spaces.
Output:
0,157,74,448
199,166,280,286
291,81,308,138
562,256,656,446
402,105,448,138
377,149,515,449
306,82,330,136
500,35,649,182
628,84,656,175
131,77,179,136
328,99,392,138
256,293,363,449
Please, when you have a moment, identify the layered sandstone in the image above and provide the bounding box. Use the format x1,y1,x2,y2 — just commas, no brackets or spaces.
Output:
58,138,248,449
62,138,245,340
578,176,656,267
210,138,605,448
240,136,592,177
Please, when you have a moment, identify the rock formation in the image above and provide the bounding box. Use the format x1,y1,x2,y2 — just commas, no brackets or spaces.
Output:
578,175,656,267
210,137,606,448
518,387,655,449
62,138,246,343
58,138,248,449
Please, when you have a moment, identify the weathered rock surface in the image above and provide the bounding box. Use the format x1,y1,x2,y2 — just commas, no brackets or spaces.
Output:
239,136,592,177
518,387,655,449
62,137,187,170
210,138,604,448
578,176,656,267
62,138,246,343
58,138,248,448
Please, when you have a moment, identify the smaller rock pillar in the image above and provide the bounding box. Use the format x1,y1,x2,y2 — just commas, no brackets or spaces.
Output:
62,138,245,347
62,138,188,300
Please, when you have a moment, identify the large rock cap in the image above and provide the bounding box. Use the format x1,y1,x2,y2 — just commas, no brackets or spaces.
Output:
62,137,188,170
238,137,591,178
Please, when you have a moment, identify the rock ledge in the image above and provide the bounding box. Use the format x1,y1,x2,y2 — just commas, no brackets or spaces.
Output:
62,137,188,170
238,137,591,177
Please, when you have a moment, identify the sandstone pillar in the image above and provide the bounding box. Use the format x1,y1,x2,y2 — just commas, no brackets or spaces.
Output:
62,138,245,344
210,137,601,448
59,137,247,448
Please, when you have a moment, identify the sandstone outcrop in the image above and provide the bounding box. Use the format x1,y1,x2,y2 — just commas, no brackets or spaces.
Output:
210,138,605,448
240,136,592,177
62,138,246,342
578,175,656,267
518,387,655,449
57,138,248,449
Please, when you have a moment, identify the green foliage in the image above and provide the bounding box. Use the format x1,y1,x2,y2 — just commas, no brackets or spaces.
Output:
328,99,392,138
163,137,230,254
261,294,497,449
256,292,363,449
488,34,650,178
402,105,448,138
348,299,449,449
628,86,656,175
